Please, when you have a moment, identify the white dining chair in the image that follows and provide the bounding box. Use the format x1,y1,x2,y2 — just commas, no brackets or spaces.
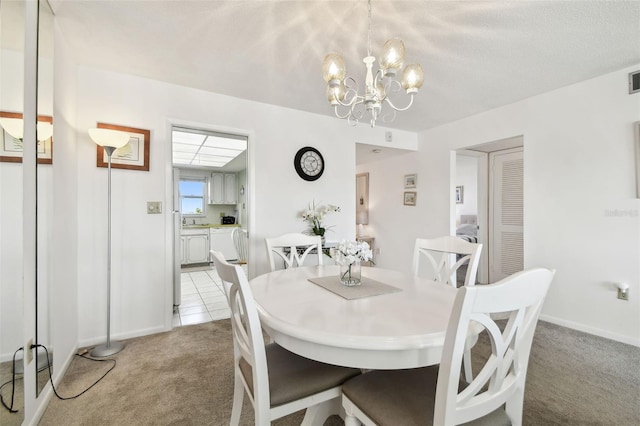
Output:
342,268,555,426
231,227,248,265
412,236,482,287
211,251,360,426
265,233,323,272
413,236,483,382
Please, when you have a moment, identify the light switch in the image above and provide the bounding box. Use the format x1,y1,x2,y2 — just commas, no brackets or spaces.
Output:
147,201,162,214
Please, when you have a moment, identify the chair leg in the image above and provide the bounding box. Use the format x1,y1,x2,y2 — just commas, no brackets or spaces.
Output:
230,372,244,426
505,385,525,426
301,397,341,426
344,414,361,426
463,347,473,383
343,397,363,426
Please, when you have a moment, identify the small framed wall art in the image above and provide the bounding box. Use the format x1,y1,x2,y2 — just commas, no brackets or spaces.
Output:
404,173,417,188
0,111,53,164
404,191,417,206
456,186,464,204
96,122,150,171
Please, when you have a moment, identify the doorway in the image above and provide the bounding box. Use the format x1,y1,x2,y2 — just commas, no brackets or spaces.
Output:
455,136,524,284
170,126,248,326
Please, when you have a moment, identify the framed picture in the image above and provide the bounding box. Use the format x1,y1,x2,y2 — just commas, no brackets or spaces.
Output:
0,111,53,164
404,173,417,188
96,122,150,171
456,186,464,204
404,191,417,206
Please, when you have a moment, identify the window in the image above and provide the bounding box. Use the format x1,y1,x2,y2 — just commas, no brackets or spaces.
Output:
180,177,207,216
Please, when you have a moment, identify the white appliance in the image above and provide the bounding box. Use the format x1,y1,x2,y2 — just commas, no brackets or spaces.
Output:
173,168,181,307
210,227,238,261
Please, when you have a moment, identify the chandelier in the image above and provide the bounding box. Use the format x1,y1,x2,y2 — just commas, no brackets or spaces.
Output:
322,0,424,128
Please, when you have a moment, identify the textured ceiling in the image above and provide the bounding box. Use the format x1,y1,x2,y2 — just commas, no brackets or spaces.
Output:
50,0,640,132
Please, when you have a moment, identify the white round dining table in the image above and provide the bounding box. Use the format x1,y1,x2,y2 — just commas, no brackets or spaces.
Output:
249,264,460,370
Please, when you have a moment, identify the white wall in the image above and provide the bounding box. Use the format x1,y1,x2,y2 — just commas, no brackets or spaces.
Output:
74,66,418,346
50,21,79,381
367,65,640,345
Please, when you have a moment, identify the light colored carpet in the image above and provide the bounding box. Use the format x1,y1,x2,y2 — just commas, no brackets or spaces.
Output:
37,319,640,425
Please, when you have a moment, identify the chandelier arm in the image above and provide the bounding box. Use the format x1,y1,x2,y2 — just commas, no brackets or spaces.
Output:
334,93,363,108
333,105,354,120
381,108,397,124
383,94,415,112
350,103,365,121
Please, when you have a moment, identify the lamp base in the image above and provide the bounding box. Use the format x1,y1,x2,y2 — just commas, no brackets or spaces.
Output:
90,341,125,357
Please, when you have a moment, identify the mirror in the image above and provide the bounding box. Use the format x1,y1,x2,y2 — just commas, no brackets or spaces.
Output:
36,0,54,397
0,0,26,423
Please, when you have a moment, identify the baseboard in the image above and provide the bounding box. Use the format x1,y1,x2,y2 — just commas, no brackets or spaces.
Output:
78,325,168,349
539,314,640,347
28,343,79,426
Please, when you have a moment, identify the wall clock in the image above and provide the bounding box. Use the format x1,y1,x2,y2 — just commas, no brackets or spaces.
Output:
294,146,325,181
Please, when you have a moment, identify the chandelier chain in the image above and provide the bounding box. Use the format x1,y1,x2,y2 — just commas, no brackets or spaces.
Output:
367,0,372,57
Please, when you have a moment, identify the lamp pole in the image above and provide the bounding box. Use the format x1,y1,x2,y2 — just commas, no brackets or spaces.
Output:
91,145,125,357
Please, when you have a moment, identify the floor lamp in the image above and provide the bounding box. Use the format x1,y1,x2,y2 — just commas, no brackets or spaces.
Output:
88,128,130,357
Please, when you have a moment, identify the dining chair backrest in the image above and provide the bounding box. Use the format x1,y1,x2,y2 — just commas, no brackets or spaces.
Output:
232,227,249,265
211,250,234,303
211,251,272,421
412,236,482,287
265,233,323,272
212,250,361,425
434,268,555,425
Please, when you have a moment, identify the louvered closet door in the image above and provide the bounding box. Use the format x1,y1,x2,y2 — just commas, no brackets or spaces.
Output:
489,148,523,282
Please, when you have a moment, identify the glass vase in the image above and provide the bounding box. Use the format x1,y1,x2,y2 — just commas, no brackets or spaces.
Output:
339,261,362,286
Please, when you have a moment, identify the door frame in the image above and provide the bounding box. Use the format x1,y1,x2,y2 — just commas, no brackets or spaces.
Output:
164,118,255,330
454,136,524,284
454,150,489,284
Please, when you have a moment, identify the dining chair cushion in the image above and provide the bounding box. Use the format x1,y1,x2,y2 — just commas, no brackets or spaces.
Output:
239,343,360,407
342,367,510,426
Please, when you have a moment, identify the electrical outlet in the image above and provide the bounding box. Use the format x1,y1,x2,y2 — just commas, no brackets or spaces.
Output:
385,131,392,142
147,201,162,214
26,339,34,364
618,288,629,301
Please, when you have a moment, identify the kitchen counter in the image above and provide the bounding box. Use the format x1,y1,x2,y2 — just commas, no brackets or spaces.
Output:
181,224,240,229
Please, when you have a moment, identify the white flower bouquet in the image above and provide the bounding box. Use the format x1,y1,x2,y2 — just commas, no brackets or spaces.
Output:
334,240,373,286
334,240,373,265
300,201,340,237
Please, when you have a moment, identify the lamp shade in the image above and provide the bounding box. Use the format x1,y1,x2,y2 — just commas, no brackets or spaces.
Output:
0,117,24,140
322,53,346,84
88,128,130,148
326,82,346,105
402,64,424,93
380,38,405,74
37,122,53,142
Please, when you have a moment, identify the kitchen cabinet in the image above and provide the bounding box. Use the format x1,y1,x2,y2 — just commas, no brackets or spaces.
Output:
210,227,238,261
181,229,210,265
210,172,237,205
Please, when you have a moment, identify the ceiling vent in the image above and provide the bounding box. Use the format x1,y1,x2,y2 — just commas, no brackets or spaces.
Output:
630,70,640,94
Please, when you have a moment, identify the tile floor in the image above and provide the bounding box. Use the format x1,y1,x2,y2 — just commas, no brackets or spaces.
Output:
173,265,231,327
